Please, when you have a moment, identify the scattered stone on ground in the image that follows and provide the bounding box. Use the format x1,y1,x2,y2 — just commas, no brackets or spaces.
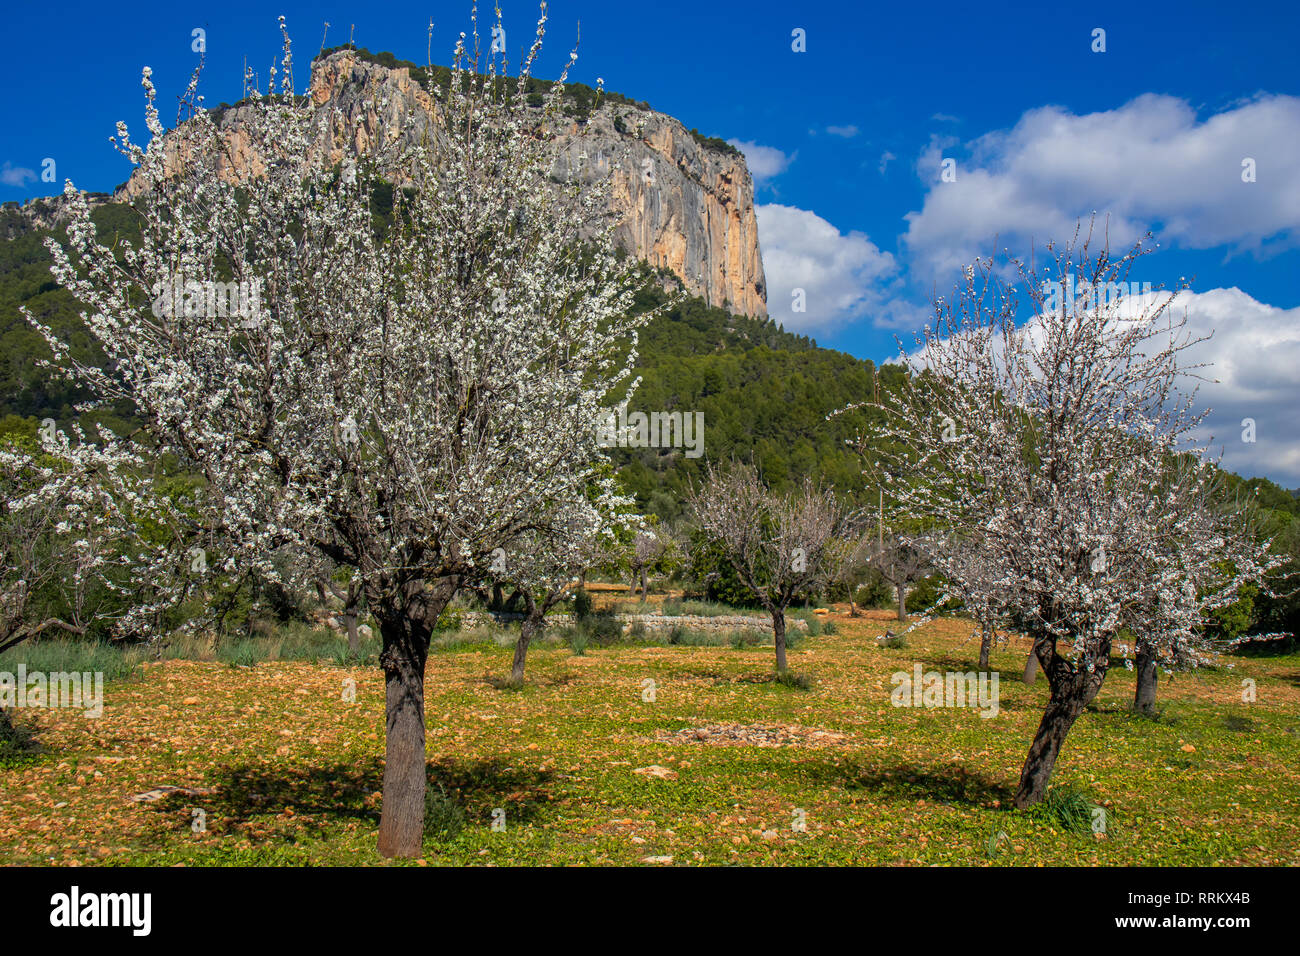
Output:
126,785,217,803
654,722,848,748
632,764,678,780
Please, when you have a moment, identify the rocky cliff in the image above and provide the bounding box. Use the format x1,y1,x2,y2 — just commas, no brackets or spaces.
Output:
110,50,766,318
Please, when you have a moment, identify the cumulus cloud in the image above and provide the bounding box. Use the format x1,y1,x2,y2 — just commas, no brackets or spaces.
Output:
903,93,1300,283
826,124,859,138
726,139,795,185
911,286,1300,486
0,162,37,187
1171,288,1300,486
756,203,912,334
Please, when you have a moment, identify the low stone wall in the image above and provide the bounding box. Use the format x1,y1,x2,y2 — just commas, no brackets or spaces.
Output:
458,610,807,635
617,613,808,635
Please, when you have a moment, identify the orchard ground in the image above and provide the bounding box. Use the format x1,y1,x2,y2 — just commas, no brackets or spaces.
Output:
1,590,1297,866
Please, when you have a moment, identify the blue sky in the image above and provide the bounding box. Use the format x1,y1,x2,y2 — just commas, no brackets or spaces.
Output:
2,0,1298,484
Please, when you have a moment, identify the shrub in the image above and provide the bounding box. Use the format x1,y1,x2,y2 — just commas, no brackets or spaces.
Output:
434,606,463,632
774,669,813,690
573,587,593,621
1029,786,1102,835
424,782,466,841
585,611,622,647
0,708,40,765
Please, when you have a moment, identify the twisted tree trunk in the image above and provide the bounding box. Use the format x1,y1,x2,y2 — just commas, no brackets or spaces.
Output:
1014,642,1109,807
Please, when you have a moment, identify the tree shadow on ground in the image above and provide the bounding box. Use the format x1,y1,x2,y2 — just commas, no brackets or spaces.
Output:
792,756,1015,809
136,755,555,841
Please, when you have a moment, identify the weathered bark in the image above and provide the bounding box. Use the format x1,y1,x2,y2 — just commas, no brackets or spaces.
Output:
344,610,360,653
377,621,429,858
978,625,992,670
771,606,788,671
639,565,648,601
1014,641,1109,807
373,578,453,859
511,596,542,683
1133,641,1158,714
1014,693,1085,807
896,583,907,622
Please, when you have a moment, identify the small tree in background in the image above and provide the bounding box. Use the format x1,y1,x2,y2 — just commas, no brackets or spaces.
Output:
629,529,668,601
499,484,635,684
865,531,931,623
1123,462,1274,714
687,462,849,671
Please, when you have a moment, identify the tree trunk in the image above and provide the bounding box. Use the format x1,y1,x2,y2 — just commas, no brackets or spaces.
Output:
847,593,860,617
771,607,788,671
1134,641,1158,714
344,611,360,653
1022,646,1040,684
978,625,992,670
639,565,648,601
1014,642,1110,807
511,598,542,683
896,583,907,622
1013,692,1085,807
376,613,432,859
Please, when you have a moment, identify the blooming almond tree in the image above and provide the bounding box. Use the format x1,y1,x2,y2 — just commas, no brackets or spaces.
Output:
498,483,634,684
629,528,669,601
0,424,181,653
31,10,653,856
1121,460,1273,714
687,462,849,671
851,224,1275,807
936,531,1012,670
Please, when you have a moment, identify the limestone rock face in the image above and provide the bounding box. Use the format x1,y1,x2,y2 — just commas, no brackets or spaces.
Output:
111,51,767,318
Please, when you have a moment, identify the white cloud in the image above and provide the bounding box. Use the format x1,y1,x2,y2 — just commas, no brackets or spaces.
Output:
1173,288,1300,486
726,139,794,185
756,203,909,334
903,94,1300,284
911,287,1300,486
878,150,896,175
0,162,36,187
826,124,859,138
